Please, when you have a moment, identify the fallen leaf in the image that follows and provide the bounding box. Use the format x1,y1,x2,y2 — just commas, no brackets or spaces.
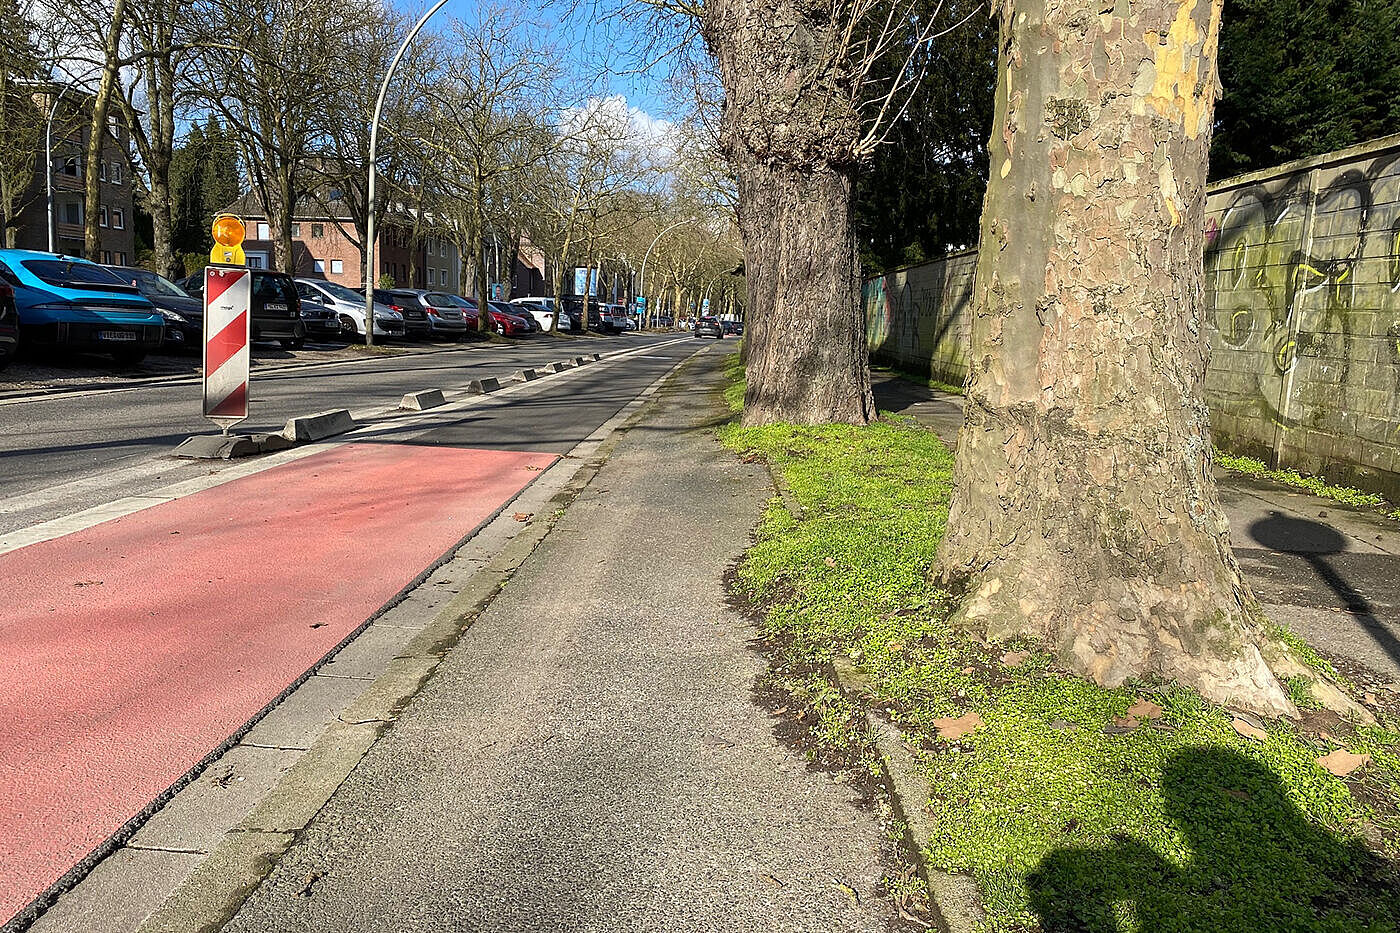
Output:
960,666,975,675
1112,715,1140,730
760,871,784,888
1048,719,1078,731
512,512,532,522
1318,748,1371,777
1127,698,1165,720
824,557,837,567
833,879,860,906
1231,718,1268,742
1224,788,1252,801
887,639,905,652
1363,692,1379,706
1001,650,1030,667
1103,717,1139,735
73,580,103,587
932,712,983,740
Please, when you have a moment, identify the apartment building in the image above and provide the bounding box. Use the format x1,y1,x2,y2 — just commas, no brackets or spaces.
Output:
10,82,137,263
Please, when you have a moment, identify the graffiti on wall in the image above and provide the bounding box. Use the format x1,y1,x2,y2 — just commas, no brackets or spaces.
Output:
863,252,977,386
1205,153,1400,434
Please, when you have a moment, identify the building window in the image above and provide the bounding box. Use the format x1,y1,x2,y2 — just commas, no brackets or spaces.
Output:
99,206,109,228
311,224,324,238
330,259,343,274
291,223,300,237
313,259,325,273
111,208,125,230
257,222,270,240
99,161,107,182
116,252,126,265
60,156,80,178
102,250,112,264
62,202,81,225
248,255,264,269
427,269,435,285
110,162,122,185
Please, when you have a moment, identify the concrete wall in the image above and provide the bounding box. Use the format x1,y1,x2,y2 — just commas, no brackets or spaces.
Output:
862,133,1400,498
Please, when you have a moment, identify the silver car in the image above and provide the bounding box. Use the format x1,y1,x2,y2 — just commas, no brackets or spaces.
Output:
294,278,404,339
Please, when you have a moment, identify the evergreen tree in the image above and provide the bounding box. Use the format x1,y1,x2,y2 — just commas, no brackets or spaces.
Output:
1211,0,1400,177
169,116,242,266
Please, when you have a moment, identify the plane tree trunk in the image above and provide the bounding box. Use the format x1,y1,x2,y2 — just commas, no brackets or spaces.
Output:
936,0,1334,718
701,0,874,427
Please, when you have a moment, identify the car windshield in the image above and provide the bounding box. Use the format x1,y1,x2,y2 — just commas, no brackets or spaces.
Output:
22,259,129,290
318,281,365,303
127,269,190,298
425,292,458,306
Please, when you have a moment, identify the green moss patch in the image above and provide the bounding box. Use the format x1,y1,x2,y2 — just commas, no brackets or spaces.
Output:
722,369,1400,932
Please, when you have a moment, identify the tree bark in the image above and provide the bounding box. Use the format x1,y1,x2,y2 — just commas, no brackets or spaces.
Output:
936,0,1301,717
701,0,874,427
84,0,129,261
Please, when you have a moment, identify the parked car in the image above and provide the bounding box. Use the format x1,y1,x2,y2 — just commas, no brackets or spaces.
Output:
374,288,430,339
108,265,203,351
0,280,17,370
474,298,531,336
383,289,471,340
0,250,162,363
722,320,743,336
180,268,309,349
292,278,404,340
490,300,539,333
694,316,724,338
507,298,555,331
297,299,345,342
560,295,618,333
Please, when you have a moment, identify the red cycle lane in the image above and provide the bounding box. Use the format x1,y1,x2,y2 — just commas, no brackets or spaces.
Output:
0,442,557,921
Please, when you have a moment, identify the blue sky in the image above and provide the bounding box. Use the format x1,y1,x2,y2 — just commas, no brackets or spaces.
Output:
389,0,685,123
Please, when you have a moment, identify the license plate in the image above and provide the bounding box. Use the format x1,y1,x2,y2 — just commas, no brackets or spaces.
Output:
265,303,287,311
98,330,137,341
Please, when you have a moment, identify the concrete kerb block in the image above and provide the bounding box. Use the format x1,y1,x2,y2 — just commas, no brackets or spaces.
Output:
573,356,589,366
587,353,602,362
281,408,356,443
172,434,260,460
400,389,447,411
468,376,501,394
513,368,541,382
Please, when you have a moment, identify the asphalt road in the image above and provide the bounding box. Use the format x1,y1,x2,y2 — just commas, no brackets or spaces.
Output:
0,333,684,534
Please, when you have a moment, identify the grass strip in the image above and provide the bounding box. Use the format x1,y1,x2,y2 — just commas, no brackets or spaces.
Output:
722,361,1400,932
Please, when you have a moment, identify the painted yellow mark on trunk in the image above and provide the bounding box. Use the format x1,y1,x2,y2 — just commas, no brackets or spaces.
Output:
1143,0,1217,138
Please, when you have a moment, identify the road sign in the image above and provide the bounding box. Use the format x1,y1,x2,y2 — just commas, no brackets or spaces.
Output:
203,266,252,432
209,214,247,265
635,295,646,308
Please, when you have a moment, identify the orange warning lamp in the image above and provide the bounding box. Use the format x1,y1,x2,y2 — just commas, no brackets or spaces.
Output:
212,215,245,248
210,215,247,265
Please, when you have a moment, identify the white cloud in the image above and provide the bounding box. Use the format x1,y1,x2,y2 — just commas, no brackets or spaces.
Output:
558,95,679,167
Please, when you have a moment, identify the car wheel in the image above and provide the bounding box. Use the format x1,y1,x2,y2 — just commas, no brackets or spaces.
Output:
281,336,306,350
339,314,362,341
113,347,147,365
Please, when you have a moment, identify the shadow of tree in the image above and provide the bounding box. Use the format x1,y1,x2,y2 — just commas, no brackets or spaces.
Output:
1027,748,1400,931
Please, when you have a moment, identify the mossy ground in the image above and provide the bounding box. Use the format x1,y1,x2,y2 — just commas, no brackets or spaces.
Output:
720,361,1400,932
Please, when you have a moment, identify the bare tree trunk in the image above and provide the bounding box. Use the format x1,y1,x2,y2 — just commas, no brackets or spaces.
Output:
84,0,129,261
268,165,296,273
936,0,1307,717
702,0,874,427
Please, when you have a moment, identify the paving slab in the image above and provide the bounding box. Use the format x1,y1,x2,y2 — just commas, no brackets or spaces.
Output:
241,675,373,750
27,848,201,933
315,621,420,681
127,744,300,854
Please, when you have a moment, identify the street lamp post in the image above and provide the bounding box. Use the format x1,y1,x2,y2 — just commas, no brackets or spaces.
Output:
638,218,692,329
45,81,82,254
365,0,451,346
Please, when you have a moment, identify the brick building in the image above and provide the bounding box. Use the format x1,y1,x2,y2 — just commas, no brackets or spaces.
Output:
224,191,460,292
10,81,137,263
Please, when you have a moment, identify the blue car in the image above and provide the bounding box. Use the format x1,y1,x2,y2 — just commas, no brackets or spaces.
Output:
0,249,163,363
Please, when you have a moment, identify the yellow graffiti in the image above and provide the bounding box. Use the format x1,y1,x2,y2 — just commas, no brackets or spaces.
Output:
1144,0,1220,138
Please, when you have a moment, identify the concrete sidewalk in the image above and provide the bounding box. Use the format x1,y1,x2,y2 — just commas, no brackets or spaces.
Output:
218,349,900,931
873,377,1400,691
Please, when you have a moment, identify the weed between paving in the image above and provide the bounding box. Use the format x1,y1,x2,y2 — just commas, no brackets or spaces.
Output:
721,363,1400,932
